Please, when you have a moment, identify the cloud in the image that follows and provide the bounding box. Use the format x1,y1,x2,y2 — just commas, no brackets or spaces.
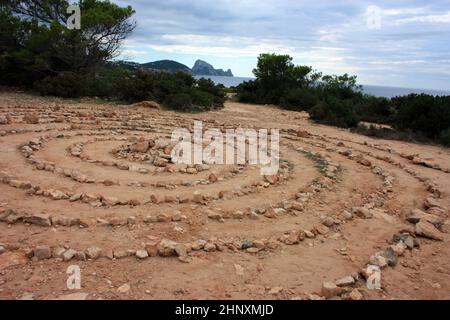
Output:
395,12,450,24
113,0,450,89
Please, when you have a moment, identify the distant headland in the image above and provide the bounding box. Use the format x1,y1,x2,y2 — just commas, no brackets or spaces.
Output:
110,59,234,77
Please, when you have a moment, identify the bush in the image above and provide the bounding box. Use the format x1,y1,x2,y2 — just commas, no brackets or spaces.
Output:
115,71,225,111
84,67,131,98
190,89,214,108
164,93,192,111
309,97,360,128
196,78,226,106
440,128,450,147
236,53,450,147
355,96,393,124
236,80,260,103
280,88,318,111
117,70,155,102
34,72,84,98
391,94,450,139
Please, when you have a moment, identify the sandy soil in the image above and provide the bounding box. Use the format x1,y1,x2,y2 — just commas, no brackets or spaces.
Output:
0,90,449,300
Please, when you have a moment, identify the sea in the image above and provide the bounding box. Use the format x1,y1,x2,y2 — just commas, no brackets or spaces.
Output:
194,75,450,98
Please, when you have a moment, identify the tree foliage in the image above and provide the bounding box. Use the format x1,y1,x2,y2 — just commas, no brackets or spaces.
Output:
237,53,360,128
115,71,225,112
0,1,225,112
237,53,450,144
0,0,135,86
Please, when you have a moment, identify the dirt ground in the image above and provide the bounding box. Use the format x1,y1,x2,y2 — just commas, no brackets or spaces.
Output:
0,90,449,300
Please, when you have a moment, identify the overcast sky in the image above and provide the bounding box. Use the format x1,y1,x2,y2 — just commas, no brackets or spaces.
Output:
113,0,450,90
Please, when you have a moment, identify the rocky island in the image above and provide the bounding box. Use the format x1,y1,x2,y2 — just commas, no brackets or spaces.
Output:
192,59,234,77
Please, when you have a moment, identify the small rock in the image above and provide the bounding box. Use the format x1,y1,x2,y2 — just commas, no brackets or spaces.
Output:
85,247,102,260
415,221,443,241
113,250,128,259
49,190,66,200
382,247,398,267
102,196,119,206
268,286,283,295
315,225,329,235
369,254,388,269
204,243,216,252
322,217,335,227
335,275,355,287
131,141,150,153
174,244,187,257
424,197,444,209
136,250,149,259
234,264,244,276
156,213,171,223
145,242,159,257
55,292,89,300
158,239,178,257
0,115,9,125
321,281,343,299
208,173,218,183
191,239,207,251
348,289,363,300
407,209,427,224
62,249,77,262
207,210,223,221
240,240,253,250
305,230,315,238
263,175,278,185
341,210,353,220
391,241,407,256
352,207,373,219
34,245,52,260
117,283,131,294
75,251,86,261
23,213,52,227
404,236,415,249
69,193,82,202
193,193,204,204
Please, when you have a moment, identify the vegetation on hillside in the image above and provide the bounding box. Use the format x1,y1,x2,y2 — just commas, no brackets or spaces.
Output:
236,54,450,146
0,0,225,112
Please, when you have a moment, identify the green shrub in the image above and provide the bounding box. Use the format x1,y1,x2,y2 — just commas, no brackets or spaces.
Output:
391,94,450,139
280,88,318,111
355,96,393,124
309,97,360,128
196,78,226,106
439,128,450,147
114,70,225,111
190,89,214,108
116,70,155,102
164,93,192,111
84,67,131,98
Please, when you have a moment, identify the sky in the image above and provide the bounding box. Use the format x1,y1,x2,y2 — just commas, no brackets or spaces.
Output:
113,0,450,91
